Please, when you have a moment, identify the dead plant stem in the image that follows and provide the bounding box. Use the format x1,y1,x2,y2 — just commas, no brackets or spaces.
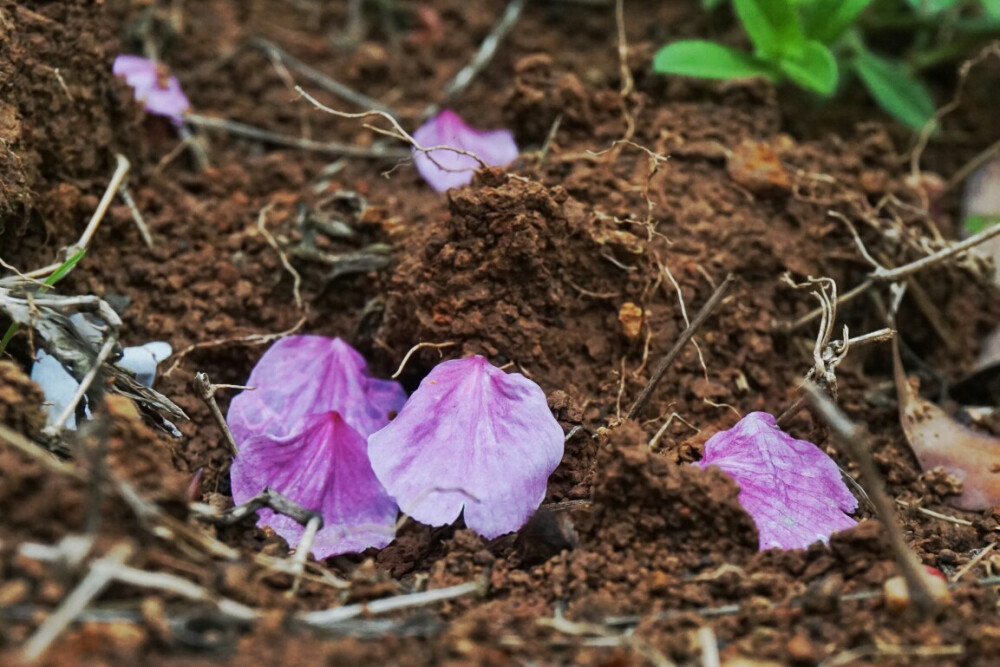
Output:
185,113,406,159
870,221,1000,282
193,372,239,455
804,382,940,618
420,0,527,120
23,154,129,280
627,274,733,421
252,38,395,115
20,542,134,661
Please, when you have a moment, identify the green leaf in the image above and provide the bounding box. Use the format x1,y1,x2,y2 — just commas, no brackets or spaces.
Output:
44,248,87,287
982,0,1000,20
802,0,873,44
653,41,777,80
778,40,839,95
905,0,962,15
734,0,806,59
702,0,726,9
851,49,936,129
0,248,87,354
964,215,1000,234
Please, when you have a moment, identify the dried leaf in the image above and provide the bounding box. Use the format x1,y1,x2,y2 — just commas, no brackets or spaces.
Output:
893,339,1000,510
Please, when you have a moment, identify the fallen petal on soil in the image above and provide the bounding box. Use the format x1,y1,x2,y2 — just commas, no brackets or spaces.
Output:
696,411,858,551
412,110,519,192
367,355,564,538
112,54,191,124
227,335,407,445
230,411,398,557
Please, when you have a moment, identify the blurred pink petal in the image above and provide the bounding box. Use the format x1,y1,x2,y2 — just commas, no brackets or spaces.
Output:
412,110,518,192
113,54,190,123
696,412,857,551
228,335,407,445
231,411,397,557
367,356,563,538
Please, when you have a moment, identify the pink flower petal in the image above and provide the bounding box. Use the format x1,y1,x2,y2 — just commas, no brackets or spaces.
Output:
113,55,190,123
411,110,519,192
228,336,407,445
695,412,858,551
367,356,563,538
230,411,397,557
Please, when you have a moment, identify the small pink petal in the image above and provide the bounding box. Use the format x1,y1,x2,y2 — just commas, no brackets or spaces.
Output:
367,356,563,538
411,110,519,192
231,411,397,557
695,412,857,551
227,336,407,445
113,55,190,123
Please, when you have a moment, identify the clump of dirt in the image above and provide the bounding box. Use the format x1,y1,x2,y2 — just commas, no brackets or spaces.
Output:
0,361,46,437
378,169,649,397
583,421,758,568
0,1,140,239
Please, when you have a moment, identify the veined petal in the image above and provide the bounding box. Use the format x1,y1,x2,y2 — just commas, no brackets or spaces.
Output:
695,412,858,551
412,110,519,192
227,336,407,445
367,356,563,538
230,411,398,558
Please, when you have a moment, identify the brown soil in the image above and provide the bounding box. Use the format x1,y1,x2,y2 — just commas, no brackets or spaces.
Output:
3,1,1000,665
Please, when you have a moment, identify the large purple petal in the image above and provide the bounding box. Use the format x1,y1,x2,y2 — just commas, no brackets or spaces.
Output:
695,412,858,551
227,336,407,445
113,55,190,123
230,411,398,557
367,356,563,538
412,110,519,192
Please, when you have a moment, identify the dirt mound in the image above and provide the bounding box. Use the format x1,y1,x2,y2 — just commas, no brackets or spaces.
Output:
379,170,649,396
0,361,46,437
0,1,140,239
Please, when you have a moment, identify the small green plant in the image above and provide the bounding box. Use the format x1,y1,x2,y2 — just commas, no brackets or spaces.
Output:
655,0,1000,129
0,248,87,354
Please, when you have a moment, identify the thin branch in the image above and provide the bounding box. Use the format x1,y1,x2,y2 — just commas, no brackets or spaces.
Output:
164,315,306,377
298,579,486,628
20,543,134,661
626,274,733,421
392,341,456,378
804,382,940,618
420,0,528,120
257,204,304,311
289,515,322,595
191,487,321,528
21,154,129,280
118,185,154,248
775,279,874,334
870,221,1000,283
251,38,396,115
193,372,240,456
295,87,490,173
185,113,407,159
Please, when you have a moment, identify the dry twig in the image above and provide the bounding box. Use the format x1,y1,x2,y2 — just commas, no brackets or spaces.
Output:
193,372,240,455
185,113,407,159
804,382,941,618
420,0,528,120
392,341,457,379
252,38,395,115
627,274,733,421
